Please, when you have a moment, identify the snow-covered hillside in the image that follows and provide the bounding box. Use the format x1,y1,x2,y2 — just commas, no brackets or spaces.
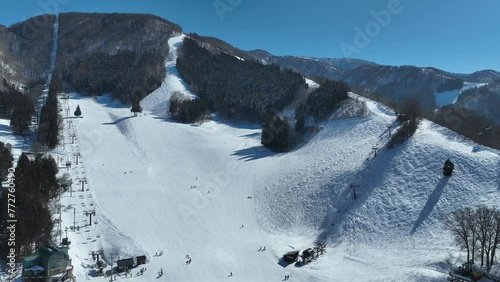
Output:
435,82,488,107
3,34,499,282
49,84,500,282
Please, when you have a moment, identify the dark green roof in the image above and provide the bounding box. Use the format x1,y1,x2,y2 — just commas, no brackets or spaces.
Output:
22,253,40,269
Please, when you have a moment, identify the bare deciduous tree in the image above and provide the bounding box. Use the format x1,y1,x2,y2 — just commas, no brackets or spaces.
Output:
444,207,473,263
445,206,500,272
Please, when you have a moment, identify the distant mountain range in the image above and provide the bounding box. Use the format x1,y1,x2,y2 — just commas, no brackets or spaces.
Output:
189,34,500,124
0,13,499,125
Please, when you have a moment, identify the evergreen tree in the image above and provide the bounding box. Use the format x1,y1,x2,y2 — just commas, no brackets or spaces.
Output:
295,103,308,132
443,159,454,176
169,92,207,123
37,73,60,148
74,105,82,117
131,101,142,117
295,116,305,132
10,94,34,135
306,80,349,121
0,141,13,181
261,113,289,152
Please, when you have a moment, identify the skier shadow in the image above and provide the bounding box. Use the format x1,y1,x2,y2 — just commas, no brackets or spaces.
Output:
410,176,450,235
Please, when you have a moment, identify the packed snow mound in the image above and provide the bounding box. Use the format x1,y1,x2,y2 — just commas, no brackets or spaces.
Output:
140,34,196,116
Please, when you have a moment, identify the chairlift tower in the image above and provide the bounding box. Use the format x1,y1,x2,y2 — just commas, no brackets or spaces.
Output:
85,210,96,226
74,152,80,165
372,145,378,158
350,184,358,200
80,177,88,192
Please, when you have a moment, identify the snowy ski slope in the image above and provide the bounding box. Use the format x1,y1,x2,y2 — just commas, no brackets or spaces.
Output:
1,34,499,282
55,87,499,282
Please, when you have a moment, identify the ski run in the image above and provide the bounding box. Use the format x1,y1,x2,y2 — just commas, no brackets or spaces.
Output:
0,34,499,282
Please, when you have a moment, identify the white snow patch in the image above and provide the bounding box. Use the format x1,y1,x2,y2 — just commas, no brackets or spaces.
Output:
305,78,320,89
234,55,245,61
0,119,24,162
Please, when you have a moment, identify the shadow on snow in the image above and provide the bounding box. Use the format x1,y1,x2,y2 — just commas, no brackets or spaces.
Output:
231,146,276,162
410,176,450,235
102,116,134,125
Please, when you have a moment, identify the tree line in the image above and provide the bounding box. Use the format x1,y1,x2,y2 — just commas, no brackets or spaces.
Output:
433,104,500,151
176,37,351,151
305,80,349,121
444,206,500,271
388,100,422,148
262,80,350,152
169,91,207,123
0,79,35,135
63,50,166,104
0,152,62,261
37,73,62,149
177,36,306,121
0,141,13,181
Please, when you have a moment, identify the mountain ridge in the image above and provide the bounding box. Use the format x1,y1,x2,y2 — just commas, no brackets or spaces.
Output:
1,13,499,129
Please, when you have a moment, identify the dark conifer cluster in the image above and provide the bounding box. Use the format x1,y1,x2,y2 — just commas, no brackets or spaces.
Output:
0,153,62,260
64,51,166,104
177,37,305,121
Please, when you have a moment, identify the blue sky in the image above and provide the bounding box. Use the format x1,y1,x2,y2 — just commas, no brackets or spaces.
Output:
1,0,499,73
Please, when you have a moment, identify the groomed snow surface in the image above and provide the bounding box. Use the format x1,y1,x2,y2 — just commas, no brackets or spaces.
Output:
1,35,499,281
54,90,499,281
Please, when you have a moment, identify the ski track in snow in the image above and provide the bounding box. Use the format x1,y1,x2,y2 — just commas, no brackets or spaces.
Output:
107,112,153,173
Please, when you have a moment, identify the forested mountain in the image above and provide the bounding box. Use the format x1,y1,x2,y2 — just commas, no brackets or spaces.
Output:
247,51,500,125
444,69,500,84
0,14,55,87
177,36,307,121
58,13,182,103
455,81,500,125
0,13,182,103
